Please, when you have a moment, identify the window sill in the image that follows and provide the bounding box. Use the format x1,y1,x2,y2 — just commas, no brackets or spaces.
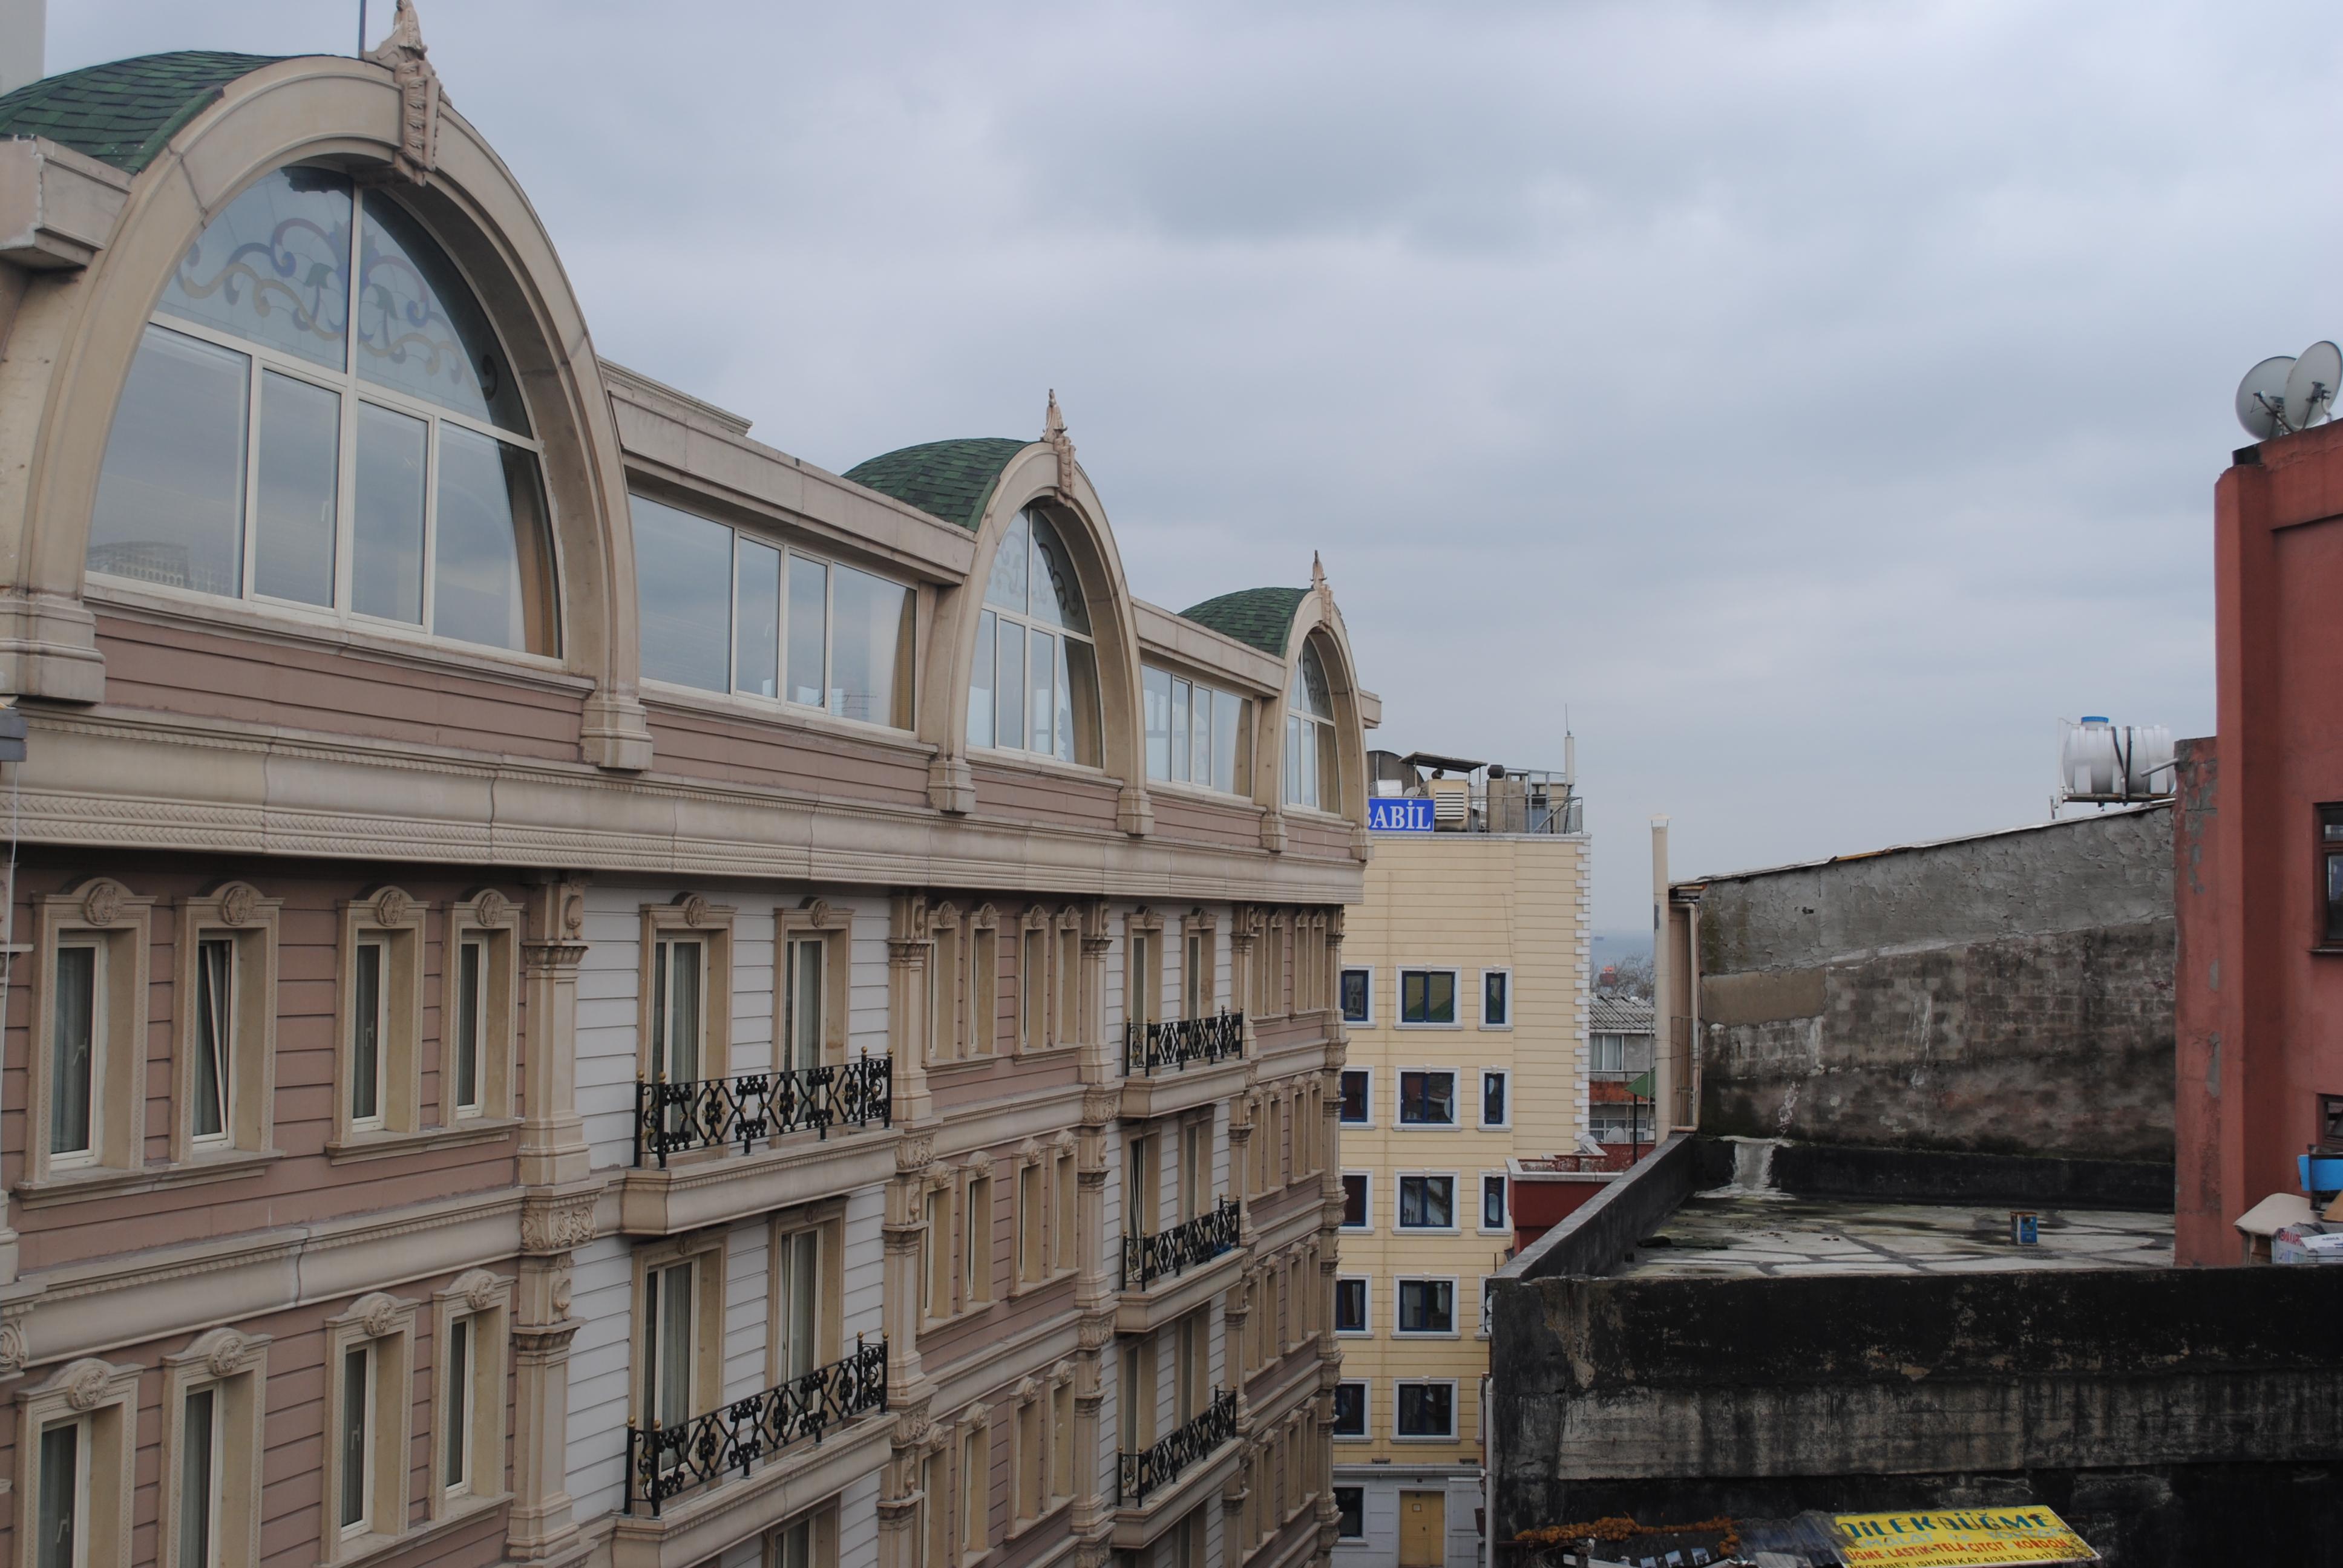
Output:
1394,1229,1461,1238
1394,1123,1461,1133
1011,1042,1084,1062
1005,1497,1073,1542
337,1491,511,1565
966,743,1116,786
1389,1434,1460,1444
2313,946,2343,956
1477,1024,1514,1033
1392,1023,1463,1031
326,1119,519,1164
1147,776,1265,811
1393,1331,1463,1341
924,1053,1008,1076
17,1148,283,1209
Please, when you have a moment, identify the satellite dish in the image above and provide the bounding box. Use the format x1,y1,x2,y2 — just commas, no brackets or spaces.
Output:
2238,354,2296,439
2286,341,2342,431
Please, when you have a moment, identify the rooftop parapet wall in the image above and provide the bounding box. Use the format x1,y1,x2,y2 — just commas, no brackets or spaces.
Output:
1694,807,2176,1163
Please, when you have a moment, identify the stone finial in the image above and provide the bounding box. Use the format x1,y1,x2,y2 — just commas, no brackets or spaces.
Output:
1045,389,1076,491
1311,551,1328,599
369,0,443,185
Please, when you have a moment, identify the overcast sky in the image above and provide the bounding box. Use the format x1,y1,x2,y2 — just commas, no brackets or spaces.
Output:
55,2,2343,929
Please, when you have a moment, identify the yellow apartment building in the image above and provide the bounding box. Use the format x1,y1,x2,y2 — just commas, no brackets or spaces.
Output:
1329,754,1589,1568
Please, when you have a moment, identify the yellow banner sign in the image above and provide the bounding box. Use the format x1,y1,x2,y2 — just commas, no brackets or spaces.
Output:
1832,1509,2098,1567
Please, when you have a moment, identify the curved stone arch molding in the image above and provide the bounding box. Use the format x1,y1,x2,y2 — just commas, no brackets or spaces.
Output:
1269,582,1372,854
919,443,1150,831
0,56,654,768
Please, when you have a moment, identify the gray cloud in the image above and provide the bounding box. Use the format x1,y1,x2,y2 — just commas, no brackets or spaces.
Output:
54,1,2343,924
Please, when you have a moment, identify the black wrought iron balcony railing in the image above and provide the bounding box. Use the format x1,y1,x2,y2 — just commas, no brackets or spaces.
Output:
1123,1010,1243,1076
624,1335,887,1517
1121,1197,1240,1290
634,1054,892,1168
1118,1388,1237,1507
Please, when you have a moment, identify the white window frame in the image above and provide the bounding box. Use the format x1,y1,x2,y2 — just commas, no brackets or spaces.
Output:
430,1271,514,1521
1395,1172,1460,1234
1394,1276,1460,1339
640,895,737,1088
1480,1276,1498,1339
1479,1068,1511,1131
1392,1379,1460,1441
18,1357,140,1568
1330,1380,1370,1442
970,506,1101,766
333,889,427,1149
1333,1275,1371,1337
1339,1171,1371,1232
1480,1172,1510,1235
1338,965,1373,1026
1479,967,1513,1029
1394,967,1461,1029
1337,1067,1372,1128
321,1293,419,1561
172,883,281,1164
96,218,561,663
27,881,153,1188
1395,1067,1459,1129
159,1328,270,1568
445,891,520,1122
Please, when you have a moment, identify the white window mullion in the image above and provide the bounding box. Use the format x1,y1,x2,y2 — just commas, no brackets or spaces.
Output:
418,416,441,636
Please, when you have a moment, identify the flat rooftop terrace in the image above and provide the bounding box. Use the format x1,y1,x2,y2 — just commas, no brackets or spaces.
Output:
1612,1190,2173,1280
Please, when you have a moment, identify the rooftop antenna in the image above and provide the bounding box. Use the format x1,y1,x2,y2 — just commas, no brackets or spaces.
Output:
358,0,369,56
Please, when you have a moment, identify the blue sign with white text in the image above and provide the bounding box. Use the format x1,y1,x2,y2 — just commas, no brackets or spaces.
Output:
1368,796,1435,833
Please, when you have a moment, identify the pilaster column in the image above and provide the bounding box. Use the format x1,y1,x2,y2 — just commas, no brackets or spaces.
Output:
888,894,934,1123
1081,915,1113,1084
507,1191,595,1563
884,1135,937,1399
517,878,591,1189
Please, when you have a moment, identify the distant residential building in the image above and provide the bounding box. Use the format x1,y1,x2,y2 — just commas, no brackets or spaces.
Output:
1331,752,1587,1568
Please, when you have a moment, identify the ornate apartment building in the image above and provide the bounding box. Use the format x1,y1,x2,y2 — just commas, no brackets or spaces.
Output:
0,20,1367,1568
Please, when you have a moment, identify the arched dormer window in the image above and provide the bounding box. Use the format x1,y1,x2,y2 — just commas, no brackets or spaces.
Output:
86,166,557,655
969,508,1099,765
1285,639,1339,812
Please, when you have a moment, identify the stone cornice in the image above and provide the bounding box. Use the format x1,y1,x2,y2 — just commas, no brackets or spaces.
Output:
15,707,1363,904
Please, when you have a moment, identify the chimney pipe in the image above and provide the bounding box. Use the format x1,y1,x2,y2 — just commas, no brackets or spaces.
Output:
0,0,44,99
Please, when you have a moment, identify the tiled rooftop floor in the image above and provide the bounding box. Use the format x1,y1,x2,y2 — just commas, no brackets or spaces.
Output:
1610,1191,2174,1279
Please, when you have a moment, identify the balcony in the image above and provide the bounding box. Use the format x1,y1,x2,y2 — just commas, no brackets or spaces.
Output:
625,1337,888,1518
1119,1387,1237,1506
1118,1198,1244,1333
634,1056,892,1167
619,1057,897,1237
1120,1011,1245,1119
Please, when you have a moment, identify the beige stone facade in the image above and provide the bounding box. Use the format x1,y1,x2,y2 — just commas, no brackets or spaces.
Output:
0,31,1366,1568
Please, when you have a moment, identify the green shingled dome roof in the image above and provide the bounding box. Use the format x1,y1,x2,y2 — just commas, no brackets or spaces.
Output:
1179,587,1308,656
842,438,1031,533
0,51,285,174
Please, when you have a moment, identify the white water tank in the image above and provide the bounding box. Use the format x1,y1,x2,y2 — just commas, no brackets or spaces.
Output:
2123,724,2174,795
2062,716,2119,797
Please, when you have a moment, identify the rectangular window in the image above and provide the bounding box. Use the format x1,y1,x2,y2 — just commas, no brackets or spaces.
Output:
1483,969,1510,1026
1016,1398,1043,1524
1334,1277,1367,1334
1340,1172,1369,1230
1331,1383,1367,1439
1335,1486,1366,1539
1397,1279,1455,1335
442,1316,473,1496
783,936,825,1074
634,492,916,727
1020,929,1044,1051
349,940,385,1129
1481,1278,1498,1337
1339,967,1371,1024
965,1176,993,1305
1181,1119,1211,1221
1481,1070,1509,1128
1141,664,1253,794
777,1228,821,1382
1052,1151,1076,1273
1050,1382,1075,1500
1338,1068,1369,1125
191,938,233,1145
643,1261,696,1436
1592,1033,1625,1074
922,1452,948,1568
651,938,706,1083
452,938,483,1116
923,1189,952,1321
39,1419,84,1568
1398,969,1457,1025
1127,1132,1158,1234
1127,929,1156,1030
1398,1175,1455,1230
339,1345,373,1534
1398,1070,1457,1126
179,1387,220,1568
2324,805,2343,943
1018,1163,1043,1287
1482,1174,1509,1231
960,1426,986,1555
49,944,100,1161
1395,1382,1455,1438
1590,1103,1657,1144
1184,929,1211,1019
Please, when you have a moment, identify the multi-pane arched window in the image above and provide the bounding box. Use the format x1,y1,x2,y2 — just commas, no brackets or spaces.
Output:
87,166,557,655
1284,639,1340,812
968,508,1100,765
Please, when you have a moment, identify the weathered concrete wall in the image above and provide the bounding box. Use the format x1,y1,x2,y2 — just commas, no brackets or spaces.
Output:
1696,807,2175,1163
1489,1259,2343,1567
